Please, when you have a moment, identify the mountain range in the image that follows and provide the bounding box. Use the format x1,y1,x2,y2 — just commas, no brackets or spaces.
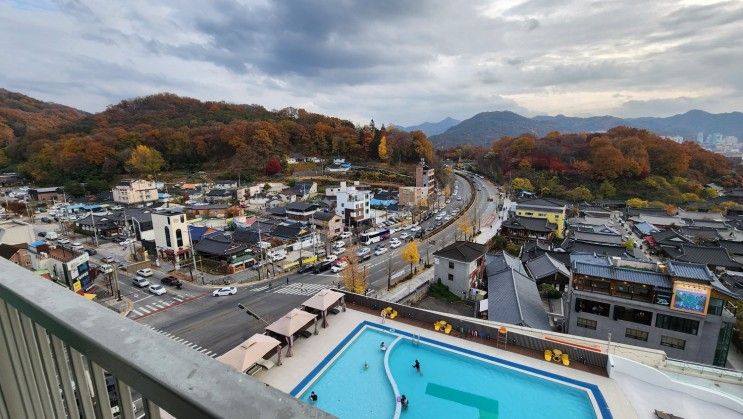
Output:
428,110,743,147
402,117,460,136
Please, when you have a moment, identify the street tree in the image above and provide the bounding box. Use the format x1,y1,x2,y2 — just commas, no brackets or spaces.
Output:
401,241,420,275
340,248,368,294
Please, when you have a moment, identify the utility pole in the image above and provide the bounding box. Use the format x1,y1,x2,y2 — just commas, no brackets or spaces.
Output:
90,211,99,247
387,252,392,290
112,267,122,301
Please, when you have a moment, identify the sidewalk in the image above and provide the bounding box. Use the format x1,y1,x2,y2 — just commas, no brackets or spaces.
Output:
375,266,433,302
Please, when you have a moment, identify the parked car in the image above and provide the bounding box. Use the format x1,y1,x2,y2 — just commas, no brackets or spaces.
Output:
313,261,333,274
270,251,287,262
212,287,237,297
333,240,346,248
100,264,114,274
399,232,410,240
136,268,153,277
374,246,388,256
119,238,134,246
40,216,53,223
161,276,182,288
389,238,402,249
101,256,115,263
57,238,70,245
37,231,47,238
339,231,352,239
148,284,166,296
132,276,150,288
83,248,97,256
414,230,424,239
356,247,371,257
332,247,346,256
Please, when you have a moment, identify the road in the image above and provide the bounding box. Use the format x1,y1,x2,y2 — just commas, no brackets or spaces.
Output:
105,172,498,356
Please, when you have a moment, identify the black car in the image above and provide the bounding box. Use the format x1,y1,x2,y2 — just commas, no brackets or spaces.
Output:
313,261,333,274
83,248,97,256
161,276,182,288
297,263,315,274
414,230,424,239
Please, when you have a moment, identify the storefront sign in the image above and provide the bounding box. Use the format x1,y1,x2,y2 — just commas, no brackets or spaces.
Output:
670,281,711,315
654,290,672,306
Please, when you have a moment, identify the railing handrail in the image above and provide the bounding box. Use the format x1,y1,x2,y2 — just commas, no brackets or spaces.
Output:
666,358,743,376
0,259,331,418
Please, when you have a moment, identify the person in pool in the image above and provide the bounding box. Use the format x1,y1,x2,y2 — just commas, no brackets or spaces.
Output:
400,394,409,409
380,342,387,351
412,359,421,374
309,391,318,402
363,362,369,370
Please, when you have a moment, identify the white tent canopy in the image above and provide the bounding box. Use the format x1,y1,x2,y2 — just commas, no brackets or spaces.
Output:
265,308,318,357
301,289,345,328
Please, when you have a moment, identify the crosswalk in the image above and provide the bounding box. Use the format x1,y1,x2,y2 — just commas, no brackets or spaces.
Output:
145,325,218,358
129,295,188,318
273,282,328,296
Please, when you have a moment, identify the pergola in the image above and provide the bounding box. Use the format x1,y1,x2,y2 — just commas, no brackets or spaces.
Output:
217,333,283,372
265,308,318,357
301,289,345,328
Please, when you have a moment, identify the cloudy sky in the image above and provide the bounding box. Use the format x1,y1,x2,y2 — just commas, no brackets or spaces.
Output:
1,0,741,125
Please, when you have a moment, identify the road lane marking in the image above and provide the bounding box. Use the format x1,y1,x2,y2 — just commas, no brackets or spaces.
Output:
138,306,151,314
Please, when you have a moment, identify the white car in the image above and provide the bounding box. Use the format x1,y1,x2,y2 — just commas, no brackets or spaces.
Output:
148,284,166,296
57,238,70,245
389,227,399,234
339,231,352,239
136,268,153,277
101,256,115,263
356,247,371,257
132,276,150,288
334,240,346,248
399,232,410,240
332,247,346,256
119,238,134,246
100,264,114,274
389,239,402,249
331,261,348,273
410,225,422,232
213,287,237,297
324,254,338,262
374,246,388,256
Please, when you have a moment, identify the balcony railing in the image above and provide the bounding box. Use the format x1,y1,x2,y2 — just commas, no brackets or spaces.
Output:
0,258,331,418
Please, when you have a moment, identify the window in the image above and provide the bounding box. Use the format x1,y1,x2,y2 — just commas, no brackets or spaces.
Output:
660,335,686,350
180,215,185,223
625,328,648,341
708,298,724,316
575,298,610,317
447,274,454,281
655,314,699,335
613,305,652,326
164,226,171,247
576,318,597,330
176,229,183,247
448,261,455,269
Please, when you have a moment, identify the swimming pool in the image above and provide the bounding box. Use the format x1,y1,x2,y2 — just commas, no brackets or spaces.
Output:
292,322,610,419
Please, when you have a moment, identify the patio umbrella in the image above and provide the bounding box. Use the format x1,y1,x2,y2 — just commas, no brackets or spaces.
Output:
301,289,345,328
265,308,317,357
217,334,282,372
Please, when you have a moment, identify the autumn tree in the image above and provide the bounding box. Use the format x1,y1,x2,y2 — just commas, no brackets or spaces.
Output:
626,198,649,208
340,249,368,294
597,181,616,198
378,135,389,162
264,159,282,175
566,186,593,202
511,177,534,192
126,145,165,176
458,221,473,241
401,241,420,275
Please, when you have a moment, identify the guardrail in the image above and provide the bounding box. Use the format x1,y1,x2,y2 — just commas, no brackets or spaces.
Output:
664,358,743,383
0,258,331,419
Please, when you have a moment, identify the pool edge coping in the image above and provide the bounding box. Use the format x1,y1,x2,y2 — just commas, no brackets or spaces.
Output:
290,320,613,419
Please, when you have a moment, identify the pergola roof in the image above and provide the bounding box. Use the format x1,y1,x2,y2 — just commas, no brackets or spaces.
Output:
301,289,343,311
217,334,281,373
265,308,316,337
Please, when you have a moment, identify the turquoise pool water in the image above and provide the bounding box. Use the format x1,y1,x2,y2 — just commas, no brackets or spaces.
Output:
295,325,602,419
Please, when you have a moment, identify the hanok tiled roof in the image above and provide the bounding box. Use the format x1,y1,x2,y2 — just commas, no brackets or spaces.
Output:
501,216,557,233
561,240,629,258
434,241,487,263
572,261,671,288
194,232,251,257
633,221,660,236
678,226,722,241
485,251,529,278
515,197,566,212
206,189,234,197
666,261,716,283
271,223,307,240
285,202,319,213
525,253,570,280
717,240,743,256
650,229,693,245
572,231,624,245
486,258,551,330
669,244,743,269
312,210,337,221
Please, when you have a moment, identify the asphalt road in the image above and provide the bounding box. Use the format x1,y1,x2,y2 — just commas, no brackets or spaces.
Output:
122,172,497,356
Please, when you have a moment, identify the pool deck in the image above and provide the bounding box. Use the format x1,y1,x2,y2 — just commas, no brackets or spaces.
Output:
257,308,637,419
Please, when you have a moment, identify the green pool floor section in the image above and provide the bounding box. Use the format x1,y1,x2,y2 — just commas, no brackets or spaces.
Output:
425,382,499,419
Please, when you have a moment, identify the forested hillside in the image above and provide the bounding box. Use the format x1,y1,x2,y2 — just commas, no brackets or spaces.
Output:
473,127,742,205
0,91,434,188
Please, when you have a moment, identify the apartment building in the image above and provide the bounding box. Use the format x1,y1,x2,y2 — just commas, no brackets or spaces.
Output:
152,208,192,267
415,158,435,200
568,257,738,366
112,179,158,205
326,181,371,227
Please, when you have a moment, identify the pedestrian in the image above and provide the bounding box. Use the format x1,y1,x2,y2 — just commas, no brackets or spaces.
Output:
286,277,290,285
412,359,421,374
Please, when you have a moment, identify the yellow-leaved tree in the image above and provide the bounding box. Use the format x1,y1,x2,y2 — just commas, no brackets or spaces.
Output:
458,221,473,241
126,145,165,177
401,241,420,275
340,248,368,294
378,135,389,162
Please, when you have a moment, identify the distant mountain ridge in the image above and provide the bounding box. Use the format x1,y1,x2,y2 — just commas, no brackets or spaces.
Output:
403,117,460,136
430,109,743,147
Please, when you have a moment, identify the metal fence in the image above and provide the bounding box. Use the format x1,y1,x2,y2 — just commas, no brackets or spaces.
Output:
343,292,609,370
0,258,331,419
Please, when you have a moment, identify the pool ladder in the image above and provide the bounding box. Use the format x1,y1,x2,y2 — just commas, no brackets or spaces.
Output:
411,335,421,347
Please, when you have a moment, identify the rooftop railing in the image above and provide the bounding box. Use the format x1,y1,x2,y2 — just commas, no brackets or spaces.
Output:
0,258,332,418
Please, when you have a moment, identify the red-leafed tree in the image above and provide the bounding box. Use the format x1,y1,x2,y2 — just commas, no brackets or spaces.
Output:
264,159,282,175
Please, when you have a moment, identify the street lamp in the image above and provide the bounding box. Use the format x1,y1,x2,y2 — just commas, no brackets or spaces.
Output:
237,303,269,325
